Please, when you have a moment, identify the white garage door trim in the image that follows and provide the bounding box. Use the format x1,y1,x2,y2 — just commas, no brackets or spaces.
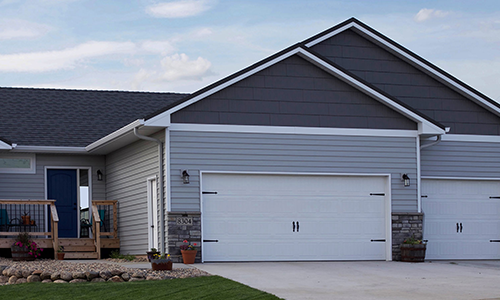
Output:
200,171,392,262
422,177,500,260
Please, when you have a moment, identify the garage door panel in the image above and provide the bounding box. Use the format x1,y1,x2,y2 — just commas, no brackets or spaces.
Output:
202,173,388,262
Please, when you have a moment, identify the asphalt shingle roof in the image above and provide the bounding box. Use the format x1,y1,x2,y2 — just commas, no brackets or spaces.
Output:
0,87,187,147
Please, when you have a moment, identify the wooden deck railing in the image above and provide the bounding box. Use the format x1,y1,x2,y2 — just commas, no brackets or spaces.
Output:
91,200,118,259
0,199,59,256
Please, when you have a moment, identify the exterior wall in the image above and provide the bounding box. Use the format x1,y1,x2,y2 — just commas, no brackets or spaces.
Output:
169,130,418,212
0,154,105,200
166,211,201,263
391,212,423,261
105,130,164,255
421,141,500,178
172,55,416,130
311,28,500,135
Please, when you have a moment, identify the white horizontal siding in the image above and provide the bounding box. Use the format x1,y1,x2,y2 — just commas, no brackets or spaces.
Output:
169,130,418,212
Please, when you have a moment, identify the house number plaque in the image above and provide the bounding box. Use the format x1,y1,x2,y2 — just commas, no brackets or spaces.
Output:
176,217,193,225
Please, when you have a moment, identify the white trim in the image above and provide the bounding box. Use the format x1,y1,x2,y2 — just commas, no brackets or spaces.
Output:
440,134,500,143
306,21,500,117
169,123,418,137
0,153,36,174
11,146,87,153
416,137,421,213
147,176,159,251
422,176,500,181
0,140,11,149
165,128,171,212
200,170,392,262
86,119,145,152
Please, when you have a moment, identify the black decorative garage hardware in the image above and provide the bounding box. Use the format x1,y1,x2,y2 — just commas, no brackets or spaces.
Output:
202,191,218,194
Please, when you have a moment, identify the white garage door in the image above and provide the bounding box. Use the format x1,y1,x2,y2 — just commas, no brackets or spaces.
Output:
422,179,500,260
202,173,389,262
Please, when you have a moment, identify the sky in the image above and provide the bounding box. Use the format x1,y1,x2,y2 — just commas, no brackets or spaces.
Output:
0,0,499,101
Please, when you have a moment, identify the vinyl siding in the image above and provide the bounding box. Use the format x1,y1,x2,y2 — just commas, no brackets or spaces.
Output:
172,55,416,130
105,130,164,255
311,28,500,135
170,130,418,213
421,141,500,178
0,154,105,200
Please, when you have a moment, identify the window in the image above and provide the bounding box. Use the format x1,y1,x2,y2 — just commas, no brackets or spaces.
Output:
0,154,36,174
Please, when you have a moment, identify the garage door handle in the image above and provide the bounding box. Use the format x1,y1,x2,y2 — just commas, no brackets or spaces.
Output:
490,240,500,242
457,223,459,233
296,221,299,232
292,221,295,232
460,223,463,233
371,239,385,242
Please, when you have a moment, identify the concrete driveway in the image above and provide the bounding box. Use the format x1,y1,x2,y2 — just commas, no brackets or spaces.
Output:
195,261,500,300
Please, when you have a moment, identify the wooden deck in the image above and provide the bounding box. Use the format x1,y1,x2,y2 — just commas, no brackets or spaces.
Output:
0,200,119,259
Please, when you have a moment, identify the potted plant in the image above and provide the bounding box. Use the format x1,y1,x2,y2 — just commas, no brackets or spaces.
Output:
400,235,427,262
21,211,31,225
11,232,42,261
146,247,160,262
57,246,65,260
180,240,197,264
151,253,173,271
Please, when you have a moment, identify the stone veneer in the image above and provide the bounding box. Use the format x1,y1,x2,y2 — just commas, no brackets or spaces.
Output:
392,212,423,261
166,212,202,263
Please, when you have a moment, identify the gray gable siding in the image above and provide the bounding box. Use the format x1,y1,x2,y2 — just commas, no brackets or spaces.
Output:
170,130,418,213
421,141,500,178
311,29,500,135
172,55,416,130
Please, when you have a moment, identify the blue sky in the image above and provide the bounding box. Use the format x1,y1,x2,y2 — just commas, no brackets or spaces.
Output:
1,0,499,101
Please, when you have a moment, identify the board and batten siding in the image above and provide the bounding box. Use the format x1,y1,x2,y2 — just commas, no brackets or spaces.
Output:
421,141,500,178
170,130,418,213
0,154,105,200
105,130,164,255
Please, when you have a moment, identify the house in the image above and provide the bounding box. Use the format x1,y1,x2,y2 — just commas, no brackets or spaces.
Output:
2,17,500,262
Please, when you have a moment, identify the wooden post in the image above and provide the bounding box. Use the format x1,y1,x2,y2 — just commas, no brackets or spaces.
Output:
92,204,101,259
50,203,59,259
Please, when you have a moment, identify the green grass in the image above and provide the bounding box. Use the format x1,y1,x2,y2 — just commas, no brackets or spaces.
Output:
0,276,281,300
109,250,136,261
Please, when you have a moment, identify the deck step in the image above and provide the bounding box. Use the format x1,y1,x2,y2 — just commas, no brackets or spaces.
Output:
59,238,94,247
64,252,99,259
63,245,96,252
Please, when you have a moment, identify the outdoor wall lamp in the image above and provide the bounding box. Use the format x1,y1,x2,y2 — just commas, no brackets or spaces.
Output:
181,170,190,184
97,169,103,181
402,174,410,187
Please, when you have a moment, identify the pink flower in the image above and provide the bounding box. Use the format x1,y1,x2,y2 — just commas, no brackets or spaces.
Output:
40,248,43,252
183,240,188,243
28,252,32,255
193,243,197,246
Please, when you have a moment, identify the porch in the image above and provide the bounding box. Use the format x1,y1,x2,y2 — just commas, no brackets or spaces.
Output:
0,199,119,259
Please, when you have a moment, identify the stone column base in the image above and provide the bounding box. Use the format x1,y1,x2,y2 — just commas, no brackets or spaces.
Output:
166,212,201,263
392,212,423,261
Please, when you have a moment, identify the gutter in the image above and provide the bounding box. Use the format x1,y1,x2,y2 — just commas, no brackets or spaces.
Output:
133,127,165,254
420,135,442,150
86,119,145,152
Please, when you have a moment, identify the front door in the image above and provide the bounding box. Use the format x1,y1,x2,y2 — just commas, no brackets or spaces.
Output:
47,169,78,238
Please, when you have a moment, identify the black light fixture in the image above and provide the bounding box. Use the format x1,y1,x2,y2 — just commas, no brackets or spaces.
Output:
181,170,190,184
402,174,410,187
97,169,103,181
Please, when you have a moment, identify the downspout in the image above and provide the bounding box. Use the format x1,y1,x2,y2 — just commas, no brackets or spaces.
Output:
133,127,165,254
420,135,442,150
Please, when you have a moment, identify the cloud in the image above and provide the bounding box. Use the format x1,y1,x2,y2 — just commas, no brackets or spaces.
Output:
0,19,51,40
159,53,212,80
0,41,136,72
414,8,450,23
146,0,213,18
140,40,176,55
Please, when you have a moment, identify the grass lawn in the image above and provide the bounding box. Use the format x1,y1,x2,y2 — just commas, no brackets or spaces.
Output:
0,275,281,300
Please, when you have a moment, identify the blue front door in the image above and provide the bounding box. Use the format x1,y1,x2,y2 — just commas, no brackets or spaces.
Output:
47,169,78,238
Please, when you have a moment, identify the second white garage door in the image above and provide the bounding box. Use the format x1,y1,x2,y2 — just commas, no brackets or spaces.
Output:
201,173,390,262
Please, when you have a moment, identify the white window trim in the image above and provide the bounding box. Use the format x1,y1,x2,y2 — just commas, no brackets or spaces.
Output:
0,153,36,174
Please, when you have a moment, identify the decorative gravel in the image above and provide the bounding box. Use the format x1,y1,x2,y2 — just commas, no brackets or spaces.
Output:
0,258,210,285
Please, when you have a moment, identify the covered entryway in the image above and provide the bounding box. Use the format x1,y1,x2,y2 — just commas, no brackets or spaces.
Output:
201,173,391,262
422,179,500,259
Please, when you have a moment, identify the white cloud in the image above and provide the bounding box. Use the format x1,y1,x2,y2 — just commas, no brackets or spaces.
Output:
146,0,212,18
414,8,450,23
0,41,136,72
0,19,51,40
140,40,176,55
159,53,212,80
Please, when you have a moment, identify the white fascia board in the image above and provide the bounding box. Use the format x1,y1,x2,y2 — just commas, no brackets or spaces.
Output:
306,21,500,116
146,49,303,125
0,140,11,150
85,119,145,152
170,123,418,138
11,146,87,153
297,49,445,135
440,134,500,143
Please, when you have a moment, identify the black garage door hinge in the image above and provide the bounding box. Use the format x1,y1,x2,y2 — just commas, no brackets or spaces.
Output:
370,239,386,242
203,239,219,243
370,193,385,196
202,191,218,194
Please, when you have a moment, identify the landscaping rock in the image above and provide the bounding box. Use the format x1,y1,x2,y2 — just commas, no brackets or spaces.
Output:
0,265,7,272
108,275,124,282
131,272,143,278
2,268,8,276
73,272,86,279
16,278,27,284
51,272,60,281
32,270,43,276
121,272,130,281
42,279,52,283
0,275,8,283
27,275,41,283
91,278,106,283
70,279,87,283
60,272,73,281
111,269,122,276
14,269,23,278
53,279,68,283
22,270,31,278
40,271,52,280
146,275,159,281
86,271,99,280
100,270,112,280
128,277,144,282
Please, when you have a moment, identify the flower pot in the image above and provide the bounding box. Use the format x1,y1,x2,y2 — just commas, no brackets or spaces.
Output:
401,244,426,262
181,250,197,264
151,260,173,271
57,253,65,260
146,251,160,262
11,245,35,261
21,215,31,225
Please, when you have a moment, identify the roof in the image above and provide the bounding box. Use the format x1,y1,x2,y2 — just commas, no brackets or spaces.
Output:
0,87,187,147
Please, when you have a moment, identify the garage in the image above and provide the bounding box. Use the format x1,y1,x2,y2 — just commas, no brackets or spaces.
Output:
201,173,391,262
422,179,500,259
